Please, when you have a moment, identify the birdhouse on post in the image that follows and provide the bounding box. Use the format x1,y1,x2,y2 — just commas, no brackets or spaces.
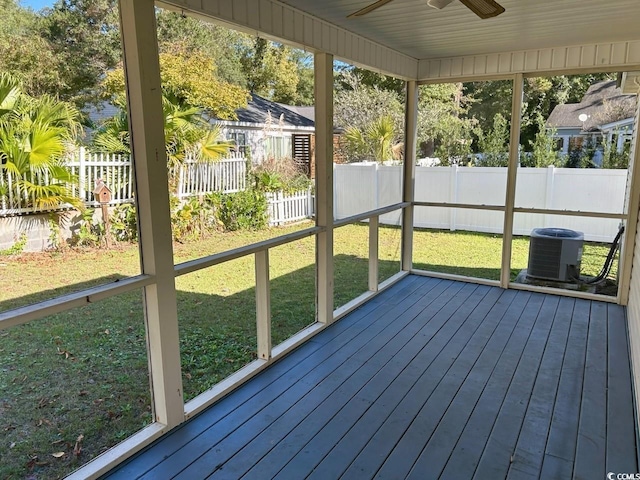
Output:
93,179,112,204
93,179,112,247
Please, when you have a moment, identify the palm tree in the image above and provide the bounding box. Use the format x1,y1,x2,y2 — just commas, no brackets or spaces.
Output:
0,73,81,209
93,94,233,188
344,115,399,162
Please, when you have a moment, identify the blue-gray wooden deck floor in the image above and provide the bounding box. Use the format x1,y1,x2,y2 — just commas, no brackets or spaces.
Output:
104,275,637,479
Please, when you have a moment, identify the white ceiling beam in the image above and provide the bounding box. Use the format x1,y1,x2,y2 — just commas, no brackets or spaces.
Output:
158,0,420,80
420,40,640,81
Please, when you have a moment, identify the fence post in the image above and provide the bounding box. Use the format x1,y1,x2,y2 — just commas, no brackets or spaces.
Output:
333,163,338,220
0,172,5,210
544,165,555,228
307,186,314,219
177,163,184,198
78,146,86,202
449,164,458,231
277,191,285,226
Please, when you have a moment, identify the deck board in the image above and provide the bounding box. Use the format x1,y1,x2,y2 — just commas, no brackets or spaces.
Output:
103,276,638,480
539,298,590,479
209,284,490,480
573,301,607,480
606,304,638,474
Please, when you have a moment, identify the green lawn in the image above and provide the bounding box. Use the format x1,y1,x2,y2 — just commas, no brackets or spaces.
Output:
0,224,617,479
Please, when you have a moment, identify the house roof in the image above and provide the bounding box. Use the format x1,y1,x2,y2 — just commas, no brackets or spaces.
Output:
277,103,315,122
234,94,315,128
546,80,637,132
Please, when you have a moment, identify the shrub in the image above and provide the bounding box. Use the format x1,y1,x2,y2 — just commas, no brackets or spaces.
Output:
170,196,217,242
0,233,27,256
252,156,311,193
70,209,105,247
212,190,268,231
111,203,138,242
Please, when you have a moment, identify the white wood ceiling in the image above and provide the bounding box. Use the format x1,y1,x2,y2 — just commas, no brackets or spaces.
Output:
277,0,640,60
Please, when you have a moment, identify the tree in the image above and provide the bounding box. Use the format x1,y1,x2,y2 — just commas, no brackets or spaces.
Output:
601,133,631,169
239,38,314,105
41,0,121,106
528,113,560,168
344,116,399,162
339,67,405,96
100,48,249,120
0,73,81,208
93,95,233,185
464,80,513,137
418,83,476,164
155,10,247,87
334,71,404,142
476,113,509,166
0,0,65,97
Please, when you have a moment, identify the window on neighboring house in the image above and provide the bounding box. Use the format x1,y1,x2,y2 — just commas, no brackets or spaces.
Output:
569,136,584,152
554,137,564,151
265,135,292,159
227,132,248,155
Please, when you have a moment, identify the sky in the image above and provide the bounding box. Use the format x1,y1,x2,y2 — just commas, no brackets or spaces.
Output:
20,0,55,11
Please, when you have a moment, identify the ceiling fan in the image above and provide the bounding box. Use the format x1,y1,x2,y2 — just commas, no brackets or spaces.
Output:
347,0,505,20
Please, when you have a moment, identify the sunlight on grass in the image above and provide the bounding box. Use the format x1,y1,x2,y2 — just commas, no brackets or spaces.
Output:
0,222,621,478
176,257,257,402
413,228,504,280
334,224,369,308
378,224,402,283
270,238,316,346
0,291,150,479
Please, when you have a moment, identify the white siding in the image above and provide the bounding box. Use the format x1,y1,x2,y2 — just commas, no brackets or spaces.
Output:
419,40,640,81
624,98,640,434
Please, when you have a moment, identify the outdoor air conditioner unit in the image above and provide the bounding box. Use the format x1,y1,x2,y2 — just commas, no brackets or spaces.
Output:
527,228,584,282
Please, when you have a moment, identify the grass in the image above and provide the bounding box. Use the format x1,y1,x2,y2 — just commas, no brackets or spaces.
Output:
0,223,617,479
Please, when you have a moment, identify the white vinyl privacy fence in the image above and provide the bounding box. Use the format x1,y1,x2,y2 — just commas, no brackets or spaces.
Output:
335,163,627,242
2,156,627,241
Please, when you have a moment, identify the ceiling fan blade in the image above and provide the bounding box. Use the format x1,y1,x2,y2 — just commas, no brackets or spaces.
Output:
347,0,394,18
459,0,505,19
427,0,455,10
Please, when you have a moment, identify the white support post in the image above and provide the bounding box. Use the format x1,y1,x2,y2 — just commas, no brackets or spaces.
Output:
374,163,380,210
369,215,379,292
119,0,184,428
314,52,334,324
255,250,272,360
619,100,640,305
501,74,524,289
402,81,419,272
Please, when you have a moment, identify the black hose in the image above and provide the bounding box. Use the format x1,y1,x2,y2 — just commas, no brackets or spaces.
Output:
574,224,625,285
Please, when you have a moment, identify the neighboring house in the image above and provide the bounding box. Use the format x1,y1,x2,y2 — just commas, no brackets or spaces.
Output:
85,94,344,177
216,94,346,176
82,101,122,143
214,93,316,174
546,80,636,163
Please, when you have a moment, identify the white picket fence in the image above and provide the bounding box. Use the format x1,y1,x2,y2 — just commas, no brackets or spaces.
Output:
69,149,133,206
0,148,247,216
266,188,315,226
176,152,247,198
